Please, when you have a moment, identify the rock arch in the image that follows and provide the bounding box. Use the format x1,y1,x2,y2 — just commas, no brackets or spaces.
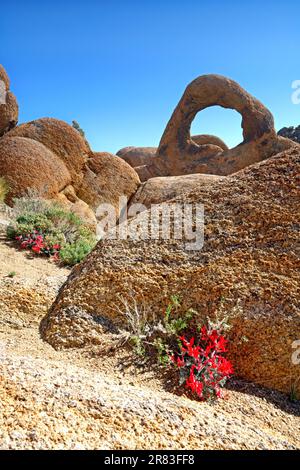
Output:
153,75,293,176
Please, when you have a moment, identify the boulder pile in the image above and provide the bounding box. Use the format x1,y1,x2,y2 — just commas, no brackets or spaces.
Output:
0,66,140,228
41,146,300,396
1,64,299,398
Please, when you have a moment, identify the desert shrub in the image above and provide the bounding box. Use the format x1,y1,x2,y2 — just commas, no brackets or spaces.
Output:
72,120,85,137
0,177,8,203
7,196,96,265
59,238,94,265
120,295,234,401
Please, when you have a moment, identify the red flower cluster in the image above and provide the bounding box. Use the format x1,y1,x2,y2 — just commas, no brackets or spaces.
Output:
15,231,61,259
170,325,233,400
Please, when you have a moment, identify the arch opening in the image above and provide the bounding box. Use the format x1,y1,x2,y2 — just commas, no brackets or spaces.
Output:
190,106,243,150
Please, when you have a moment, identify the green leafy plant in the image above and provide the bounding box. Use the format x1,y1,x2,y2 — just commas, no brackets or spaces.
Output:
164,295,196,335
7,197,96,266
59,238,95,265
120,295,196,365
119,295,234,401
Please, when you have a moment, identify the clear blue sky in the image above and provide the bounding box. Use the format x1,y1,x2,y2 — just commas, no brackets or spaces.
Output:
1,0,300,153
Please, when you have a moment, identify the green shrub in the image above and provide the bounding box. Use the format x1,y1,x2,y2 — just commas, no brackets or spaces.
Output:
121,295,196,364
59,238,95,265
7,196,96,266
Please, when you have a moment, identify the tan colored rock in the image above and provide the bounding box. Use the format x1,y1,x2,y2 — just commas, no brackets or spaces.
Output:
154,74,295,176
56,185,97,230
0,65,18,137
41,147,300,397
0,64,10,90
76,152,140,217
7,118,90,184
120,147,157,167
134,164,161,182
192,134,229,151
130,173,224,209
0,136,71,204
118,139,227,182
0,92,18,137
116,146,135,157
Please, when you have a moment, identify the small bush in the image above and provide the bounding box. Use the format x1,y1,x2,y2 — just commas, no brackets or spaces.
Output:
59,238,94,265
121,295,233,401
7,196,96,266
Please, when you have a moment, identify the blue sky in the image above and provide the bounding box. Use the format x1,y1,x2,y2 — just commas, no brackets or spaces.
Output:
1,0,300,153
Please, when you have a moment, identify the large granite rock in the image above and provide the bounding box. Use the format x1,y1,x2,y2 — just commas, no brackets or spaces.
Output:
0,136,71,204
130,173,224,209
76,152,140,217
8,118,90,185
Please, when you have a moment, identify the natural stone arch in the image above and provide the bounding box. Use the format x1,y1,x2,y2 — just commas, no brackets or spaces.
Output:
153,74,292,176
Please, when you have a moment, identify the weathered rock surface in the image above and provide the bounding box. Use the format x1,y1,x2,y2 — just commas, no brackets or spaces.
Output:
278,125,300,144
117,137,227,182
0,64,10,90
120,147,157,168
0,65,18,137
7,118,90,185
0,136,71,204
41,147,300,397
130,173,224,209
0,190,299,451
116,146,136,157
153,74,295,176
0,91,140,226
76,152,140,217
191,134,229,151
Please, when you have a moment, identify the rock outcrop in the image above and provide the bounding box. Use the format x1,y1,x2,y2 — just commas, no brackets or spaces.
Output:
130,173,224,209
191,134,228,151
119,147,157,168
41,147,300,397
0,68,141,228
151,74,294,177
0,136,71,204
278,125,300,144
8,118,90,185
0,64,10,90
76,152,140,217
116,136,227,181
0,65,18,137
116,146,136,157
